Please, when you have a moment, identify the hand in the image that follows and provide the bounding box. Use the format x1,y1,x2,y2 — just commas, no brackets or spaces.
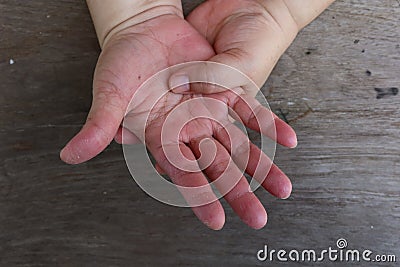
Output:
123,67,297,229
60,9,296,230
60,12,214,164
170,0,335,92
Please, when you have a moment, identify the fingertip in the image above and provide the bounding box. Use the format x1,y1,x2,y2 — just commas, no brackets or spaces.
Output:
279,181,292,200
60,88,125,164
275,119,298,148
59,147,68,163
240,202,267,230
231,192,267,230
288,133,298,148
59,123,114,165
251,209,268,230
242,202,268,230
206,215,226,231
192,201,225,231
262,164,293,199
59,143,80,165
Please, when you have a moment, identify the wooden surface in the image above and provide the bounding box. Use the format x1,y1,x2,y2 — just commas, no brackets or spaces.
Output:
1,0,399,266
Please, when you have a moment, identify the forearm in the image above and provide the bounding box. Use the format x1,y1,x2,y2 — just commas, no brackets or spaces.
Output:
282,0,336,30
249,0,335,63
87,0,183,48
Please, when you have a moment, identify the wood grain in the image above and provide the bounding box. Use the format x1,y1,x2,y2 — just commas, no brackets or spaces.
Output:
1,0,399,266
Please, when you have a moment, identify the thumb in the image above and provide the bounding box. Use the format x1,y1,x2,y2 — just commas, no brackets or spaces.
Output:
169,60,259,97
60,90,126,164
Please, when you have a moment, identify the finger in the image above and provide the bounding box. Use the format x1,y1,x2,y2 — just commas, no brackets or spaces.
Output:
60,90,126,164
190,137,267,229
214,123,292,199
258,161,292,200
114,126,141,145
231,93,297,148
169,61,256,96
147,141,225,230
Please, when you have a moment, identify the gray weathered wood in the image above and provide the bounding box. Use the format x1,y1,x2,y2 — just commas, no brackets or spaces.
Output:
1,0,399,266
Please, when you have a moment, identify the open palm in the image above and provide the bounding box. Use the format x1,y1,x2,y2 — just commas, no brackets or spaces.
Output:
61,13,296,230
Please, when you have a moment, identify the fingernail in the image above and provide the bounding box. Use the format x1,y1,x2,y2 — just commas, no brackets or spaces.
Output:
170,74,190,93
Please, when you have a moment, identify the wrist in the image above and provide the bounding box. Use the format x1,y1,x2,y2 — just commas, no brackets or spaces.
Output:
87,0,183,48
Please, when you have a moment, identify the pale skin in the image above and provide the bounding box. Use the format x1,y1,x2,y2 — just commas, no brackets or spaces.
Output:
60,0,335,230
